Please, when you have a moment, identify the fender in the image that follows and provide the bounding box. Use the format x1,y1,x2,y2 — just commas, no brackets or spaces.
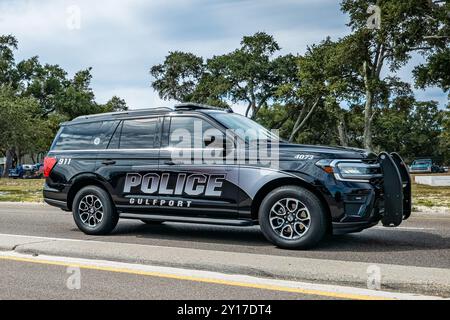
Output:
67,173,115,209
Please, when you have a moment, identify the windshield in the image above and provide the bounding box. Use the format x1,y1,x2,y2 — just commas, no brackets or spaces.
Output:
413,160,431,165
210,112,279,141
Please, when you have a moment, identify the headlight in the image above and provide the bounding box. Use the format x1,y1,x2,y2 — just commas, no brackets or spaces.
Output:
316,159,382,182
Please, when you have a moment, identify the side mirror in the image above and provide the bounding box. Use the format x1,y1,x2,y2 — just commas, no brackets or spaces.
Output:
203,135,216,147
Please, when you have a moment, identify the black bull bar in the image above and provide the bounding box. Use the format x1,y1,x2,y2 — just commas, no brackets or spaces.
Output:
378,152,412,227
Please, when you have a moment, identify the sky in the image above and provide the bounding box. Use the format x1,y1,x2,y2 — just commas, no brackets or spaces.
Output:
0,0,448,113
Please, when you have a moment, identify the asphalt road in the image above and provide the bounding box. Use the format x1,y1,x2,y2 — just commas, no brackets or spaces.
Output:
0,203,449,269
1,203,450,299
0,259,324,300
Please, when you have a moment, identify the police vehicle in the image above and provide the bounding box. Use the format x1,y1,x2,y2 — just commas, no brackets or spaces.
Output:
43,103,411,249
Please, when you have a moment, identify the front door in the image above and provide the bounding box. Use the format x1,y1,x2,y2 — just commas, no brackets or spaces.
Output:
158,115,239,218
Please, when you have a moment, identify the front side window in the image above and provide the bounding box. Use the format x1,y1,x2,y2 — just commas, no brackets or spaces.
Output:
168,116,220,149
119,118,158,149
210,112,279,141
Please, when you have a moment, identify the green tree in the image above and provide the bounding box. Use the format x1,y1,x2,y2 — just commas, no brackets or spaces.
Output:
284,39,361,142
101,96,128,113
339,0,449,150
0,35,19,87
0,87,46,177
414,48,450,91
18,60,68,116
371,98,444,160
207,33,296,118
442,105,450,163
0,34,129,167
150,51,205,102
150,32,298,118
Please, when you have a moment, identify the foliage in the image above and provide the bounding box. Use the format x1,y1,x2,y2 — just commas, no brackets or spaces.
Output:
0,34,128,175
338,0,449,149
150,32,298,118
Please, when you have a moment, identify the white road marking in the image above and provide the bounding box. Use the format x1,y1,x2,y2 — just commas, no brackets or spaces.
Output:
0,232,114,244
373,226,435,231
0,251,443,300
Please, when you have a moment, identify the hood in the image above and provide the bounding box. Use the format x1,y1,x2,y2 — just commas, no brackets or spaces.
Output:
277,142,376,160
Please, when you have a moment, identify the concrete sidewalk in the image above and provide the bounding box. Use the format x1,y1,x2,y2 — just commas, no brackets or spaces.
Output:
0,233,449,297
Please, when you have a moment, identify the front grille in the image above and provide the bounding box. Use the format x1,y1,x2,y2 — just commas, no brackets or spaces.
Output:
370,177,384,191
362,159,379,165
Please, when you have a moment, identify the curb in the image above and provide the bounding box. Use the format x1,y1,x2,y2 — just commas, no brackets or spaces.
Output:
0,233,449,298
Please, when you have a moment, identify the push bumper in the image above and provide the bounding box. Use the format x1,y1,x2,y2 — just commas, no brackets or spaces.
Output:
329,152,412,234
379,152,412,226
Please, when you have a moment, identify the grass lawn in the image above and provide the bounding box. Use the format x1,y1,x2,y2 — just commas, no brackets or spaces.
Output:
411,177,450,209
0,178,45,202
0,176,449,211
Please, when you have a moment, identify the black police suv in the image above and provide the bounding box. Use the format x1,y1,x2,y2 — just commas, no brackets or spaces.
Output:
43,103,411,249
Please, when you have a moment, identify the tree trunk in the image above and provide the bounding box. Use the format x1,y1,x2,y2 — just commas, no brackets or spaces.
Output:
363,89,374,150
245,103,252,118
363,61,374,151
2,148,14,178
250,102,257,120
338,120,349,147
289,98,320,142
289,107,308,142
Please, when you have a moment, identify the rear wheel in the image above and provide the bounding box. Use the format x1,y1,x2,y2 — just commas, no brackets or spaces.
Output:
258,186,327,249
72,186,118,235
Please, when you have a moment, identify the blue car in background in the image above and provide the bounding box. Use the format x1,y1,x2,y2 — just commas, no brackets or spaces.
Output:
8,165,24,179
7,163,44,179
409,159,445,174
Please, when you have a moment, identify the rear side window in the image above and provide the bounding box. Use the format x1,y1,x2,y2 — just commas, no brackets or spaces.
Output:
119,118,158,149
52,121,119,151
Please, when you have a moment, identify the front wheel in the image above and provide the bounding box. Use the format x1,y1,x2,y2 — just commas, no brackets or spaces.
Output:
258,186,327,249
72,186,118,235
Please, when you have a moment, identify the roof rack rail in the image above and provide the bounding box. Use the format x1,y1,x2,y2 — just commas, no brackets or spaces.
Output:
174,103,233,113
73,107,173,121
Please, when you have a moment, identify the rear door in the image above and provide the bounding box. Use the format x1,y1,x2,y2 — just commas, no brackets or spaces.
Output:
48,121,119,201
95,117,161,212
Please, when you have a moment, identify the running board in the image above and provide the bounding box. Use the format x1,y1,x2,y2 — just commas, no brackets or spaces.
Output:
119,213,255,227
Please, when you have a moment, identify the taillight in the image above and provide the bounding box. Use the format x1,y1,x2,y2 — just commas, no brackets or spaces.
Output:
43,157,57,178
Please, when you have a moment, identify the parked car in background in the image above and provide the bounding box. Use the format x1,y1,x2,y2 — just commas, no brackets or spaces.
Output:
34,163,44,179
22,164,35,178
8,165,24,179
7,163,44,179
409,159,445,174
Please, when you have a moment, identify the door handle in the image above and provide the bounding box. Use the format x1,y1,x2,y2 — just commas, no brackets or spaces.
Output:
164,160,176,166
102,160,116,166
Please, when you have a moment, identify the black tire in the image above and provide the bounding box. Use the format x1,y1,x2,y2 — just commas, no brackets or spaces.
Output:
72,186,118,235
141,219,163,225
258,185,327,249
